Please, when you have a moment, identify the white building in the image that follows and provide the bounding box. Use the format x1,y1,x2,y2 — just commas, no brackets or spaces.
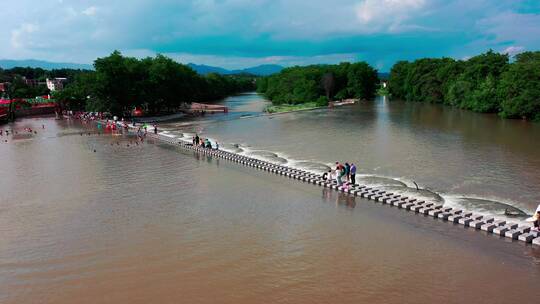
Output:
46,78,67,92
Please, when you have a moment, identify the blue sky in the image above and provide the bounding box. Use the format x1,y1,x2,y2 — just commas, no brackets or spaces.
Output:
1,0,540,71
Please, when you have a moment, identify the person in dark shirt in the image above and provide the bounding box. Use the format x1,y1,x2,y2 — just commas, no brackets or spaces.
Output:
350,163,357,185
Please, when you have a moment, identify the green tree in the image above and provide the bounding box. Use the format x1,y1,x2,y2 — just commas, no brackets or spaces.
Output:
498,51,540,121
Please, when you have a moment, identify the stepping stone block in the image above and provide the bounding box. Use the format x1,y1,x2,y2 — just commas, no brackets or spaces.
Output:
402,203,415,210
518,231,539,243
480,223,497,232
448,214,463,223
469,221,485,229
428,209,443,217
437,212,452,220
419,208,433,215
493,225,511,236
504,229,522,240
410,205,424,212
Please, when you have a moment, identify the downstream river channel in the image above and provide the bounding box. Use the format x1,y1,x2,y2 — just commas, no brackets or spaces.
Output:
1,93,540,303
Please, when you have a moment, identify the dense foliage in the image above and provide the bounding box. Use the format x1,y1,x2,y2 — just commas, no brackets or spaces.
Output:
56,51,255,115
388,50,540,121
256,62,379,106
2,51,255,115
0,67,87,99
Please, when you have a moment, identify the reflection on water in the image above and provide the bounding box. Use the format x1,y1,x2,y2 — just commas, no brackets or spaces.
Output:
322,188,357,209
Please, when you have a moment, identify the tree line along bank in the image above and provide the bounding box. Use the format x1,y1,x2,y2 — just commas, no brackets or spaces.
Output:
3,50,539,121
1,51,255,116
255,50,540,122
388,50,540,121
255,62,380,107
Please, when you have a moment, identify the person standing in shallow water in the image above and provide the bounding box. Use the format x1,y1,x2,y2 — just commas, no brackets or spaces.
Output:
350,163,357,185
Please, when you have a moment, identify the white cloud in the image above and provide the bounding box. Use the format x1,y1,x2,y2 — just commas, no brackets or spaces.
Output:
356,0,427,32
82,6,98,16
477,12,540,48
502,46,525,56
10,23,38,48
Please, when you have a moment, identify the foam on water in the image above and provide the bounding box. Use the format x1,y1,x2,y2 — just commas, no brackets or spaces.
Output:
442,194,530,224
379,185,445,203
355,175,407,188
291,161,331,174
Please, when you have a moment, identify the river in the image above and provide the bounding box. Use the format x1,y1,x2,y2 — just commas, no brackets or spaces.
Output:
162,93,540,219
1,94,540,303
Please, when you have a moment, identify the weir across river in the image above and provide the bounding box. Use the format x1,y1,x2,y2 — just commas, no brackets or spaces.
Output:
124,122,540,247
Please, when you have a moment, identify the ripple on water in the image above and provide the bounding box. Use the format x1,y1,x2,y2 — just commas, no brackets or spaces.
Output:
221,143,244,153
356,176,407,188
380,185,445,203
294,161,331,174
247,150,287,164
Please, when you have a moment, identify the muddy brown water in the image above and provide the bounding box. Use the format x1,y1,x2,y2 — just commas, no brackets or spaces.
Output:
1,112,540,303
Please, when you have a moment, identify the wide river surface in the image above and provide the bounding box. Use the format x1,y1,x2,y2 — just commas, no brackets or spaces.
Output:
1,93,540,303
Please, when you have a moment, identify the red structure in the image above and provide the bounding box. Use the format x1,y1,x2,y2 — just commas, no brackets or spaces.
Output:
132,107,144,117
0,99,13,122
0,98,57,122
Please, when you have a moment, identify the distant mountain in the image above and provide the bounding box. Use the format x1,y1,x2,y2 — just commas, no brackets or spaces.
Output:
231,64,283,76
0,59,92,70
188,63,283,76
187,63,231,75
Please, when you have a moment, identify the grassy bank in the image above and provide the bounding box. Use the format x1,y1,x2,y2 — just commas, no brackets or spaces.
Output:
265,102,321,113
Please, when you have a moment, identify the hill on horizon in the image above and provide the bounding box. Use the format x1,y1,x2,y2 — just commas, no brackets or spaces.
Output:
0,59,390,77
0,59,283,76
188,63,283,76
0,59,93,70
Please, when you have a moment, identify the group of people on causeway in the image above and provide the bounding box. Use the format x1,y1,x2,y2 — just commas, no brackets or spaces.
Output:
192,134,219,150
322,162,357,188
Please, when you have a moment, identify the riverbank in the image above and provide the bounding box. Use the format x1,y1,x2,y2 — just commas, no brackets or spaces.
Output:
265,102,321,113
265,99,357,114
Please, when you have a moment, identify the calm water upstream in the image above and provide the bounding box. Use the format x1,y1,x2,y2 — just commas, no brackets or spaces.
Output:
1,95,540,303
